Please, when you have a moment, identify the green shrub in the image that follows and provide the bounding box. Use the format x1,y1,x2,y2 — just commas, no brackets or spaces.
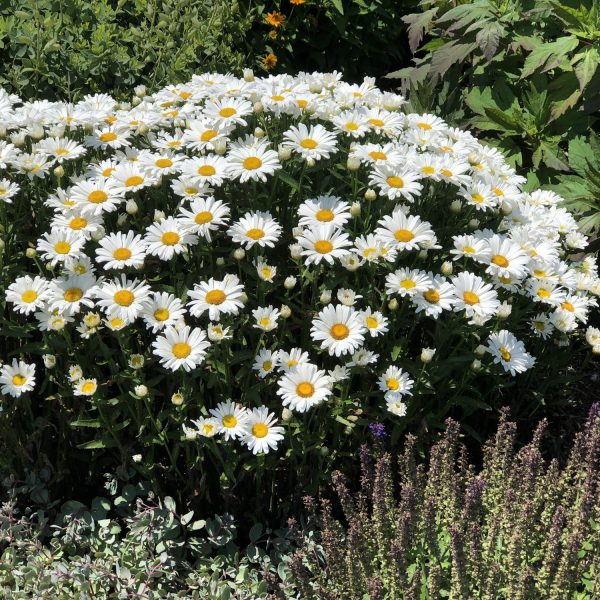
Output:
391,0,600,230
290,405,600,599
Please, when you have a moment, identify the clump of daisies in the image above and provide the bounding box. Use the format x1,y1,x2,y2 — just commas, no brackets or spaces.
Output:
1,71,598,456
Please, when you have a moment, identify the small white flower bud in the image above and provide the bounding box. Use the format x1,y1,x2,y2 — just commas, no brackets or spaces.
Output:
474,344,487,357
471,359,482,371
90,226,106,242
441,261,453,276
216,257,225,266
450,199,462,213
388,298,399,311
25,247,37,259
309,82,322,94
42,354,56,369
134,84,147,98
278,145,292,161
320,290,332,304
11,132,26,147
132,97,141,107
281,407,294,421
501,202,513,215
306,157,316,168
253,102,264,114
116,213,128,227
171,391,184,406
468,218,480,230
213,138,227,155
289,243,302,259
132,453,142,463
364,188,377,201
125,199,138,215
418,249,428,260
243,68,255,82
153,210,166,222
497,301,512,319
53,165,64,179
350,201,361,217
138,123,149,135
233,248,245,260
254,127,265,138
346,156,361,171
135,384,149,398
284,276,297,290
239,292,248,304
420,347,436,363
280,304,292,318
30,124,44,140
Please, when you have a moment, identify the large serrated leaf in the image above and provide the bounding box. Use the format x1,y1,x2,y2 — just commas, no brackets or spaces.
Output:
429,41,478,78
475,22,505,61
567,136,594,176
521,36,579,79
402,8,437,53
574,47,600,92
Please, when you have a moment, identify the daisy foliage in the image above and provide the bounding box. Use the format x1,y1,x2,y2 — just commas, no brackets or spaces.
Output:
1,72,598,472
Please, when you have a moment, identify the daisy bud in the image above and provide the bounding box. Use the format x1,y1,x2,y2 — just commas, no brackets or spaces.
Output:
320,290,332,304
364,188,377,201
468,218,480,230
346,156,361,171
116,213,128,227
350,201,361,217
171,391,184,406
471,359,482,371
233,248,246,260
129,354,144,369
278,145,292,161
289,243,302,259
125,199,138,215
420,347,436,363
306,157,316,168
134,84,147,97
501,202,513,215
253,101,264,114
132,96,141,107
42,354,56,369
388,298,399,311
281,407,294,421
474,344,487,357
240,292,249,304
213,138,227,155
132,453,142,463
11,132,26,146
497,301,512,319
90,226,105,242
25,247,36,259
216,257,225,266
284,276,297,289
53,165,64,179
450,199,462,213
183,425,198,441
243,68,255,82
418,249,428,260
154,210,166,222
135,384,148,398
138,123,150,135
280,304,292,318
254,127,265,138
30,124,44,140
119,102,131,111
309,82,322,94
440,261,453,276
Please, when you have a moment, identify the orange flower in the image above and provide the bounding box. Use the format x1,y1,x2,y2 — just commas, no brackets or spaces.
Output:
290,0,306,4
265,11,286,27
263,53,278,71
268,29,278,40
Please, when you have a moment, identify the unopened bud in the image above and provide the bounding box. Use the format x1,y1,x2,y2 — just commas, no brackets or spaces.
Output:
474,344,486,357
171,391,184,406
132,97,141,107
135,384,149,398
53,165,64,179
216,257,225,266
388,298,399,311
278,145,292,161
116,213,128,227
25,247,37,259
253,102,264,114
320,290,332,304
471,359,482,371
43,354,56,368
281,408,294,421
254,127,265,138
233,248,245,260
125,199,138,215
90,226,105,241
350,201,361,217
154,210,166,222
346,156,361,171
450,199,462,213
441,261,453,276
468,218,480,230
284,276,297,290
243,68,255,82
364,188,377,201
280,304,291,318
213,138,227,155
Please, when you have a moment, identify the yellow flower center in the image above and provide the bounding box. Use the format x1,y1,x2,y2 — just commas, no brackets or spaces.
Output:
198,165,216,177
421,166,435,175
114,290,134,306
537,289,551,299
21,290,38,303
113,247,132,261
368,118,384,127
259,317,271,327
417,122,432,130
471,193,484,204
386,176,404,188
314,240,333,254
88,190,108,204
69,217,87,230
561,301,574,312
394,229,414,243
297,99,308,108
222,414,237,428
296,382,315,397
219,107,237,118
161,231,180,246
154,308,170,321
260,267,272,279
195,211,213,225
499,347,511,361
315,209,334,222
184,187,199,195
201,130,218,141
55,148,70,156
81,381,96,394
172,342,191,358
243,156,263,170
424,289,440,304
330,323,350,340
125,175,144,187
110,317,124,328
463,246,476,254
441,168,453,177
252,423,269,438
99,132,117,142
54,241,71,254
366,316,378,329
499,276,512,285
271,95,285,101
463,291,480,305
300,138,318,149
12,374,26,386
387,377,399,391
493,187,504,197
205,289,226,305
400,279,416,289
246,228,265,240
491,254,509,268
63,287,83,302
368,151,387,161
263,360,273,371
346,122,359,131
155,158,173,168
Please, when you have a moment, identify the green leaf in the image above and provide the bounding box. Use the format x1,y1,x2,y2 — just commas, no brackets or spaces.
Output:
567,136,594,176
482,107,519,132
77,438,118,450
539,141,569,171
475,22,504,61
70,419,102,428
402,8,437,53
429,41,478,79
574,47,599,92
331,0,344,15
521,36,579,79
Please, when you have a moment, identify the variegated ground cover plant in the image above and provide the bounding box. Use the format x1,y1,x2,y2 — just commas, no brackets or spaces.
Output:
0,71,599,502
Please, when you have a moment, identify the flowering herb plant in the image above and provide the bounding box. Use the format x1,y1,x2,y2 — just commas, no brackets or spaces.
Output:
0,71,598,501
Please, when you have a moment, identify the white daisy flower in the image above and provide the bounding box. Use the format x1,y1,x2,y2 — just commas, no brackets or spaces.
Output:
70,178,124,215
74,378,98,396
282,123,338,161
204,97,253,127
0,360,36,397
189,416,220,438
451,272,500,318
369,165,423,202
177,196,230,241
227,139,281,182
242,406,285,454
152,324,210,371
141,292,186,333
95,275,152,322
277,364,333,412
297,224,352,266
412,274,456,319
209,400,249,440
144,217,196,261
37,228,86,265
227,211,282,249
187,274,245,321
297,196,351,229
487,329,535,375
277,348,310,373
483,235,530,280
385,268,432,298
360,308,389,337
252,305,280,332
375,210,435,251
95,231,147,270
253,349,280,378
310,304,365,356
6,276,50,314
0,178,20,203
47,273,97,316
181,155,230,187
